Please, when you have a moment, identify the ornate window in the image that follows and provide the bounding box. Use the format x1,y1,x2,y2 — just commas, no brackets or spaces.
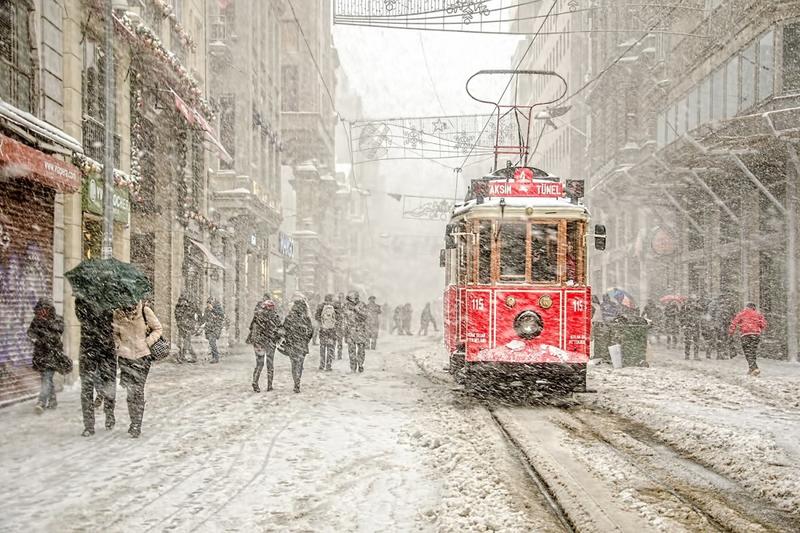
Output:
0,0,34,112
82,38,120,166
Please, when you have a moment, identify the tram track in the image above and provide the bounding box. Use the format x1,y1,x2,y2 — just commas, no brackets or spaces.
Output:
411,347,799,532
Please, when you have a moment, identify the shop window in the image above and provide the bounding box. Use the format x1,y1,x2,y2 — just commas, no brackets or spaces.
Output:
712,66,725,121
783,22,800,92
82,218,103,260
700,76,711,125
0,0,33,112
498,223,527,282
758,30,775,100
530,223,558,283
725,56,738,118
741,42,756,111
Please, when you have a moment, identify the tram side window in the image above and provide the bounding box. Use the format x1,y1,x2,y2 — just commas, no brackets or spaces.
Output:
531,224,558,283
499,223,527,282
566,221,585,285
457,234,468,285
478,221,492,284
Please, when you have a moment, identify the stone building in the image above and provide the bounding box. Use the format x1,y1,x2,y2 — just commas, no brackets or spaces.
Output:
587,0,800,359
207,0,284,341
280,0,338,297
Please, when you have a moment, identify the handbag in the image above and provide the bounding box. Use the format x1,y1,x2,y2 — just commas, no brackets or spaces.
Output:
55,351,73,375
143,307,171,361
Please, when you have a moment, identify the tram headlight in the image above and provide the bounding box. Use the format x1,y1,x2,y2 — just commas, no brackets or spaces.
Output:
514,310,543,340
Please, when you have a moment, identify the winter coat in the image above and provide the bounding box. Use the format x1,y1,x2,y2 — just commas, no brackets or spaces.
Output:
203,303,225,339
729,308,767,336
680,300,704,329
281,304,313,358
347,302,369,344
663,301,681,330
315,301,340,339
28,306,65,372
113,302,163,360
420,305,434,325
175,297,198,333
75,297,115,360
366,302,381,335
248,304,281,348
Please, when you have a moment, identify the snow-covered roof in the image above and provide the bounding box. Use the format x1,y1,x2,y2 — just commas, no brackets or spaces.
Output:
215,188,252,195
453,196,589,218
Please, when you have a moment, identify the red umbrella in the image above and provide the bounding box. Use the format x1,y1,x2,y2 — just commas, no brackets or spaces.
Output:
660,295,687,304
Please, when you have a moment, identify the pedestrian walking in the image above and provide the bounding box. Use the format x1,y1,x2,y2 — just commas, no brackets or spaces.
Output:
112,300,163,438
641,299,663,344
27,299,68,413
75,297,117,437
344,292,368,372
663,299,681,349
366,296,382,350
315,294,338,370
390,306,402,335
728,303,767,376
202,298,225,363
335,292,346,359
174,294,198,363
418,302,438,336
309,293,321,346
280,297,314,392
247,295,281,392
401,303,413,335
681,296,703,360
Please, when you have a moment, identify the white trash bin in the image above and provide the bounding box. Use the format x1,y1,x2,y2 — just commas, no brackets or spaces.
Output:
609,344,623,369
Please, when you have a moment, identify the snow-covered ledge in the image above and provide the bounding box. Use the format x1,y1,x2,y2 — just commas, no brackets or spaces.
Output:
0,99,82,154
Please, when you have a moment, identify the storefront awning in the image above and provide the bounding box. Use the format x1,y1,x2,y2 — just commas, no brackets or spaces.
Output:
190,239,225,269
171,90,233,164
0,133,81,192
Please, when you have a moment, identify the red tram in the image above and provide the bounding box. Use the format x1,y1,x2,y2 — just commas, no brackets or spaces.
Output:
441,165,605,392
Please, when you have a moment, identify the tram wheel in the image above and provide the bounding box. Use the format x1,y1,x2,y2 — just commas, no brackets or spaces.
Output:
449,351,466,383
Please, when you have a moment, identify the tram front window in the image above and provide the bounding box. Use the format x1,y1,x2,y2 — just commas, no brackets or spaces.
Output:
566,221,585,285
531,223,558,283
499,222,527,281
478,221,492,284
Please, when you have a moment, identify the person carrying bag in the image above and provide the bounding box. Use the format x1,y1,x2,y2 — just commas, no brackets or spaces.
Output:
113,300,164,438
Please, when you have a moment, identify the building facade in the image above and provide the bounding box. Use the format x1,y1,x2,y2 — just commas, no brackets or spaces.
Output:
587,0,800,359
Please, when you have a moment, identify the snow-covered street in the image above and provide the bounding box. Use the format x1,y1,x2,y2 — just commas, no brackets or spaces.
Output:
3,336,800,532
0,337,558,533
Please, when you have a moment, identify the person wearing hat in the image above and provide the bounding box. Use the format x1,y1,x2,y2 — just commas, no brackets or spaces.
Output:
247,294,282,392
315,294,339,370
281,296,314,392
201,297,226,364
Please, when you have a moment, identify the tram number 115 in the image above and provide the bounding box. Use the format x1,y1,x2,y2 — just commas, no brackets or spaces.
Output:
471,298,485,311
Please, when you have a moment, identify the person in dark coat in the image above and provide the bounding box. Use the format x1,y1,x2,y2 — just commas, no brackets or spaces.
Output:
202,298,225,364
365,296,382,350
390,306,402,335
28,299,65,413
641,299,663,344
401,303,413,335
174,294,198,363
335,292,346,360
315,294,338,371
344,292,369,372
681,296,703,360
247,296,282,392
418,303,437,336
75,297,117,436
663,300,681,349
281,298,314,392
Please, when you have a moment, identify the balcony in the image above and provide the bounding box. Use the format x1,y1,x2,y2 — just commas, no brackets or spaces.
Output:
82,115,121,168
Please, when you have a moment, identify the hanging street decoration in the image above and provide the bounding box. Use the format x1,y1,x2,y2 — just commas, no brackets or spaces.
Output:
402,194,454,221
351,113,521,164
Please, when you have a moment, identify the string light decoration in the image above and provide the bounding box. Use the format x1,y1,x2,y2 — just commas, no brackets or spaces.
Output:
147,0,197,50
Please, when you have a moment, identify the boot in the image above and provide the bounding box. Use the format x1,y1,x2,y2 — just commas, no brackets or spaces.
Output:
34,403,45,415
128,424,141,438
105,412,115,430
252,382,260,393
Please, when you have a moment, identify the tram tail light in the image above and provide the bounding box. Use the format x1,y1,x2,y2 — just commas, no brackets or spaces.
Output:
514,310,543,340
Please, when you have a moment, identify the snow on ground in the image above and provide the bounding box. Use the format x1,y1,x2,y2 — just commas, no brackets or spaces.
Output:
0,336,559,533
585,344,800,516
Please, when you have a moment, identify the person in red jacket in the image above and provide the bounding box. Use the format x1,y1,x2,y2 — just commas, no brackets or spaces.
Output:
728,303,767,376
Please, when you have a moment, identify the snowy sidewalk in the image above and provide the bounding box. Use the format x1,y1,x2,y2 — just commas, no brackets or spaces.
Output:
585,343,800,515
0,336,557,532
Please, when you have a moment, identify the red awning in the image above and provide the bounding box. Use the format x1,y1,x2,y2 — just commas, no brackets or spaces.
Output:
0,134,81,192
169,89,233,164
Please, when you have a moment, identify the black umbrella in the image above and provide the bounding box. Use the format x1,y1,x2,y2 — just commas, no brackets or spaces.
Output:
65,258,152,311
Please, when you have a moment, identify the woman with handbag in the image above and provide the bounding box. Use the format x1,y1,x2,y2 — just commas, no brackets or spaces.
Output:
247,295,282,393
113,300,164,438
27,298,68,413
280,297,313,393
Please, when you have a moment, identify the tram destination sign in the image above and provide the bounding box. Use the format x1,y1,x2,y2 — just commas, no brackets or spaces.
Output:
480,180,564,198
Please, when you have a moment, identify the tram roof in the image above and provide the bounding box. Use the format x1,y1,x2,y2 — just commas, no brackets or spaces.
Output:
452,196,589,218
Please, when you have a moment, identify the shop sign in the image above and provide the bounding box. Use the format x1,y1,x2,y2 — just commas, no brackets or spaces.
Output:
0,133,80,192
82,173,131,223
278,232,294,259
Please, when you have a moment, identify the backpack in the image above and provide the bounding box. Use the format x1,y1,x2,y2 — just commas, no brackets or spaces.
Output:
320,304,336,330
